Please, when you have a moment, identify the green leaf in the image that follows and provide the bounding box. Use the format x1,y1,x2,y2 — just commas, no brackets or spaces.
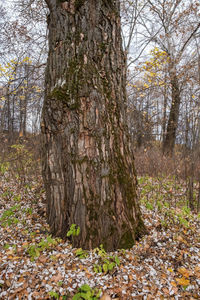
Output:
80,284,91,292
115,256,120,266
108,262,115,271
66,230,72,237
80,292,91,299
76,226,80,236
72,292,82,300
94,266,99,273
103,263,108,273
96,290,101,297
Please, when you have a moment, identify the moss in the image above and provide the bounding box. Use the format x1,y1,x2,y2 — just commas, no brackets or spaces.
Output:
75,0,86,10
51,87,69,102
89,209,98,221
50,86,80,110
99,42,107,52
118,230,134,249
135,217,148,240
102,0,119,14
75,156,88,165
102,0,114,6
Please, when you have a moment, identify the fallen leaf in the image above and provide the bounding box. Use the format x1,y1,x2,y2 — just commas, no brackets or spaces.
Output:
175,277,190,286
51,272,63,282
177,267,191,278
38,255,48,264
171,281,177,287
162,287,169,294
167,268,173,272
100,294,112,300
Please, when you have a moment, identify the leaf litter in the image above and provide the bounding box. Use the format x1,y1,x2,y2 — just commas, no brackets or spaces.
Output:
0,176,200,299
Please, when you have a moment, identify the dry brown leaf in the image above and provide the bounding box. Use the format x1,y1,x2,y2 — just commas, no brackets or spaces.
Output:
18,276,25,283
9,283,28,299
38,255,48,264
51,272,63,282
100,294,112,300
162,287,169,294
32,291,42,298
177,235,184,242
172,287,178,294
5,279,11,287
86,272,93,278
171,281,177,287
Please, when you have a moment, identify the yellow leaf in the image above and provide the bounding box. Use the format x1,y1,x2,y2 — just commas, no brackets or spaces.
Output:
178,267,191,278
167,268,173,273
175,277,190,286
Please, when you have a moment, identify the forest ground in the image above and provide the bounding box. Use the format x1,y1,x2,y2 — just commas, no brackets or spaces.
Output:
0,171,200,299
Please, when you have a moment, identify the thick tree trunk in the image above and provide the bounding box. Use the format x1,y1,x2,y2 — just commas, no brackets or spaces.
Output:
42,0,146,251
163,70,181,155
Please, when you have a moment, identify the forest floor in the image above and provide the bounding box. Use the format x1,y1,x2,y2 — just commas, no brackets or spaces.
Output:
0,175,200,300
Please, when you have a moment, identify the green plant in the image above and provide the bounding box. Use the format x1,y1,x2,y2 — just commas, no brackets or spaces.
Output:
177,215,189,228
93,244,120,274
48,290,59,299
0,205,21,227
26,244,40,260
145,201,154,210
26,236,59,261
75,248,89,259
72,284,101,300
156,200,162,211
13,194,21,202
164,201,170,208
0,161,9,175
1,188,13,200
160,219,167,228
182,206,191,215
4,243,10,249
23,207,33,215
67,224,80,237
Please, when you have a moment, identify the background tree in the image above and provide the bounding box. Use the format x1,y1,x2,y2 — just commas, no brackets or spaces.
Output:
126,0,200,155
41,0,146,251
0,0,47,138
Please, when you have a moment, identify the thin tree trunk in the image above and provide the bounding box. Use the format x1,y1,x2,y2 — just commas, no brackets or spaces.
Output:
163,70,181,155
42,0,146,251
162,73,167,142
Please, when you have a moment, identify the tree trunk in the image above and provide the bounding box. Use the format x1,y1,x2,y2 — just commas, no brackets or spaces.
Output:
42,0,146,251
163,70,181,155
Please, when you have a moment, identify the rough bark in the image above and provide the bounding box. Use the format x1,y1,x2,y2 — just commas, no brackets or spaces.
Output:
42,0,146,251
163,69,181,155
